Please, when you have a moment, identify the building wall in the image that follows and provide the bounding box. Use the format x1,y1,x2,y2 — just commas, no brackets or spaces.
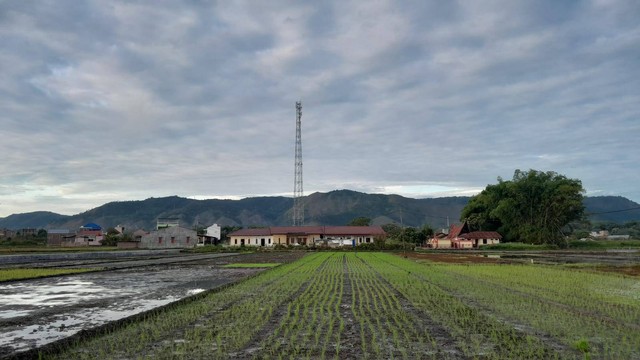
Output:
428,238,452,249
229,235,274,247
47,231,72,246
452,240,474,249
117,241,140,249
273,234,287,245
140,226,197,249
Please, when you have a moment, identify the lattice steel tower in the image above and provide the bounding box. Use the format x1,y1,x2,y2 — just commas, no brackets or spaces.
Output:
293,101,304,226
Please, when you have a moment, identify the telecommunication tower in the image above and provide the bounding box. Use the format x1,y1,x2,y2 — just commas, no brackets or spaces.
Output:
293,101,304,226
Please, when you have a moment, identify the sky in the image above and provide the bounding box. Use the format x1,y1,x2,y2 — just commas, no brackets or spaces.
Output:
1,0,639,217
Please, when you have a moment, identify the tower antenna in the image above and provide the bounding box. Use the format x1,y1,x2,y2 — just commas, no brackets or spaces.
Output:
293,101,304,226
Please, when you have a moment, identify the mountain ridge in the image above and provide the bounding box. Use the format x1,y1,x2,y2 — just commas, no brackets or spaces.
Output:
1,191,638,231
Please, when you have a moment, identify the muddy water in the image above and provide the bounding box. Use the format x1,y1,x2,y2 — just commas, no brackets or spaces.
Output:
0,264,261,357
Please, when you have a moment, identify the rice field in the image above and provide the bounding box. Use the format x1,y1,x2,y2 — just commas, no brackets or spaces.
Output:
46,252,640,359
0,268,97,282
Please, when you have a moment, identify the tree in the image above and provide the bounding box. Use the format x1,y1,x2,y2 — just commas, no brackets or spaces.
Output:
461,169,585,246
381,223,402,239
348,217,371,226
36,229,48,239
221,226,242,241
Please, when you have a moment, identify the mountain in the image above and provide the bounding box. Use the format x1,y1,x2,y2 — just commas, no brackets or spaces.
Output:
0,211,70,229
1,191,638,231
583,196,640,223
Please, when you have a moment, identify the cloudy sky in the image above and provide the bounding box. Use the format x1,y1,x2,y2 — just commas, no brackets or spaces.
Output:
1,1,639,217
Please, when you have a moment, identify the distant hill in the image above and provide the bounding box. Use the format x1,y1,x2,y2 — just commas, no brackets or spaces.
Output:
0,211,70,229
1,191,638,231
583,196,640,223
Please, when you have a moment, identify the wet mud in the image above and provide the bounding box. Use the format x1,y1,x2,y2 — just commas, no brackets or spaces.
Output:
408,250,640,276
0,251,304,358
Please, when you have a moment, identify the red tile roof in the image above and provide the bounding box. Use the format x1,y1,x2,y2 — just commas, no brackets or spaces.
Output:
460,231,502,240
228,228,271,236
229,226,385,237
447,223,467,239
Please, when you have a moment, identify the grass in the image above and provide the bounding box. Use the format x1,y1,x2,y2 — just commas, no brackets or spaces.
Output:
0,268,98,282
222,263,281,268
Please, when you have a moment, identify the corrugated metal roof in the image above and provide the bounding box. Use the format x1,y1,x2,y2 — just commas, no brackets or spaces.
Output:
81,223,102,230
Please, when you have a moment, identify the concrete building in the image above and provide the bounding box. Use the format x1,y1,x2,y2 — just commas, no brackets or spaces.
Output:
199,223,222,245
427,221,501,249
66,223,104,247
139,226,197,249
228,226,386,247
47,229,74,246
0,228,16,238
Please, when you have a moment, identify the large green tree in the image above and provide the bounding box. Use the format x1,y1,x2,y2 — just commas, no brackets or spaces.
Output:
461,169,585,245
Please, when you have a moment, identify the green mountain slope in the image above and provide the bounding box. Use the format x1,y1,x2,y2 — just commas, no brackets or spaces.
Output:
1,191,638,231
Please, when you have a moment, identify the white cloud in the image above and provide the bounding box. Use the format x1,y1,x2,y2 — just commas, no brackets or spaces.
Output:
0,0,639,217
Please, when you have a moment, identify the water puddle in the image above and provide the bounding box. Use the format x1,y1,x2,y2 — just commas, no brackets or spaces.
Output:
0,266,260,357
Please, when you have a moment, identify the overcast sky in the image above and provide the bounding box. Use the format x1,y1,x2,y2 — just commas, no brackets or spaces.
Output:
1,1,639,217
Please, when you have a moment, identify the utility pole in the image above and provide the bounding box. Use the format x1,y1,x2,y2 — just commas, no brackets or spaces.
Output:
293,101,304,226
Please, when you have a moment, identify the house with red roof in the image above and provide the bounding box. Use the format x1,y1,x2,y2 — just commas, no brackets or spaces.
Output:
427,221,501,249
228,226,386,247
63,223,104,247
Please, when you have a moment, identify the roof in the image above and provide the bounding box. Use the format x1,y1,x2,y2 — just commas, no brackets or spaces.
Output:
81,223,102,231
323,226,385,236
229,226,386,237
270,226,325,235
230,228,272,237
447,223,465,239
460,231,502,240
48,229,71,234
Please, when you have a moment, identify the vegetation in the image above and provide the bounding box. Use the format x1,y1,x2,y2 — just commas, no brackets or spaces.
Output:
462,169,585,245
0,228,48,246
48,252,639,359
382,223,433,245
222,263,281,268
0,268,97,282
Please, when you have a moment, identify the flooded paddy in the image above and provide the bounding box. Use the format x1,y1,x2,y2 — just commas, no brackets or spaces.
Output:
409,249,640,276
0,251,304,358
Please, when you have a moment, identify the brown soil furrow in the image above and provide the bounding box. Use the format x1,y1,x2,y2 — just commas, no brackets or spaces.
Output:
353,254,470,360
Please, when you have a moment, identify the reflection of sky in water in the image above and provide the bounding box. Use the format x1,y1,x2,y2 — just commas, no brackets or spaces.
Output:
0,266,243,355
0,298,181,349
0,279,109,309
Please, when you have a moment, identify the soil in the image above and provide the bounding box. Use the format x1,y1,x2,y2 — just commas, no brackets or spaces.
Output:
1,250,637,358
0,251,305,359
407,250,640,276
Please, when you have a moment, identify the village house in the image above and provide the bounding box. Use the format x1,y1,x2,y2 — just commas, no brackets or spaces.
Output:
427,221,501,249
0,228,16,239
139,226,198,249
228,226,386,247
199,223,221,246
46,229,74,246
61,223,104,247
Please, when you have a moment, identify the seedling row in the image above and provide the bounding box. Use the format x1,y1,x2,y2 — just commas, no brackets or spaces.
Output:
50,252,639,359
